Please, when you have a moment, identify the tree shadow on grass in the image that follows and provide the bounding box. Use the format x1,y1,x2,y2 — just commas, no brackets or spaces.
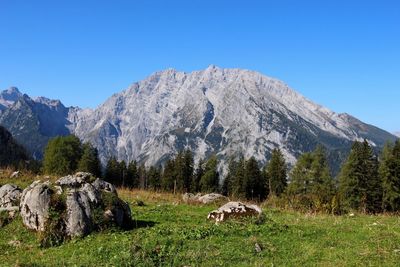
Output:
133,219,157,229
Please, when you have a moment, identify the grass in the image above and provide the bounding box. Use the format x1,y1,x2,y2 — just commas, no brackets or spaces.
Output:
1,183,400,266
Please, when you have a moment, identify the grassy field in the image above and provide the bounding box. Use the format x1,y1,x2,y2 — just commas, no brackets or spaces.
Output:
1,174,400,266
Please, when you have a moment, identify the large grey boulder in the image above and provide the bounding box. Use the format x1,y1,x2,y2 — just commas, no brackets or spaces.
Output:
207,201,262,223
19,173,132,240
20,181,52,231
0,184,22,208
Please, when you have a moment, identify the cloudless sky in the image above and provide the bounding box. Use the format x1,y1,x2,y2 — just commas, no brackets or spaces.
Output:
0,0,399,132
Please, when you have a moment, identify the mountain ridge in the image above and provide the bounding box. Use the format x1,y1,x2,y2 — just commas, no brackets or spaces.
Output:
0,66,397,173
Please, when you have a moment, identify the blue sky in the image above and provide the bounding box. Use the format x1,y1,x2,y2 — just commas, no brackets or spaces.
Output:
0,0,399,132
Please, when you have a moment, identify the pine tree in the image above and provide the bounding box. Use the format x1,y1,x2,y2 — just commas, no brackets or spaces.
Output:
381,141,400,211
288,146,335,210
161,159,176,191
265,148,287,197
182,149,194,192
191,159,204,193
43,135,83,175
0,126,30,169
339,140,381,213
148,166,161,190
244,157,266,200
199,155,219,193
231,156,246,198
104,157,120,185
119,160,127,187
126,161,139,188
77,143,101,177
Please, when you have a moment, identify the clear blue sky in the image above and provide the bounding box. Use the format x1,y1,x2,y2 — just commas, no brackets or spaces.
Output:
0,0,399,132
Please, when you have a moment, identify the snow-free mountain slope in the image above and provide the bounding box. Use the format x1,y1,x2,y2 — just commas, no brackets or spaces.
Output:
70,65,396,170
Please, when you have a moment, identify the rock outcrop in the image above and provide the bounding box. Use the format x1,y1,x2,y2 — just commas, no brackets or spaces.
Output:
20,181,52,231
207,201,262,223
0,184,22,208
19,172,132,239
182,193,227,204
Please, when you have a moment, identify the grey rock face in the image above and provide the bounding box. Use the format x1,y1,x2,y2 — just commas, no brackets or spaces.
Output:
0,184,22,208
92,178,117,194
56,172,93,188
65,190,92,237
20,181,52,231
207,201,262,223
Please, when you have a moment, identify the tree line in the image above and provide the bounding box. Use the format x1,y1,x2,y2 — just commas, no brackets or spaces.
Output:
39,135,400,213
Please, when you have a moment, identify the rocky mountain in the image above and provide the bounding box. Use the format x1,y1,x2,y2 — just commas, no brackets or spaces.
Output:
0,66,397,173
0,89,71,159
394,132,400,138
0,87,22,111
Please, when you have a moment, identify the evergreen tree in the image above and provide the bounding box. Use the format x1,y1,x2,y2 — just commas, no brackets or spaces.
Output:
161,159,176,191
138,163,147,189
222,157,237,196
126,160,139,188
199,155,219,193
381,141,400,211
77,143,101,177
191,159,204,193
231,157,246,198
148,166,161,190
43,135,83,175
339,140,381,213
265,148,287,197
182,149,194,192
119,160,127,187
288,146,335,210
104,157,120,185
0,126,30,169
244,157,266,200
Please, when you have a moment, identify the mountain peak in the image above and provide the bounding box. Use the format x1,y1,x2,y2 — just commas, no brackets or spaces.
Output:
0,87,23,110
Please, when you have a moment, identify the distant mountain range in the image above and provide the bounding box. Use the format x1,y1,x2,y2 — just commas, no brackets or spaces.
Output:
394,132,400,138
0,66,397,173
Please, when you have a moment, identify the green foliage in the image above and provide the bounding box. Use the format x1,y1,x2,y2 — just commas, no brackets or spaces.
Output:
43,135,83,175
0,125,30,169
77,143,102,177
244,157,266,200
380,140,400,211
161,159,176,191
2,190,400,266
265,148,287,197
39,193,67,248
104,157,127,186
147,166,161,190
199,155,219,193
287,146,335,212
126,160,139,188
339,140,382,213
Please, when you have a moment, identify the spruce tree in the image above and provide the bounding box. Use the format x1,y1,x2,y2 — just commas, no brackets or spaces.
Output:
265,148,287,197
161,159,176,191
191,159,204,193
381,141,400,211
104,157,120,185
244,157,266,200
339,140,381,213
77,143,101,177
43,135,83,175
288,146,335,210
126,160,139,188
148,166,161,190
199,155,219,193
